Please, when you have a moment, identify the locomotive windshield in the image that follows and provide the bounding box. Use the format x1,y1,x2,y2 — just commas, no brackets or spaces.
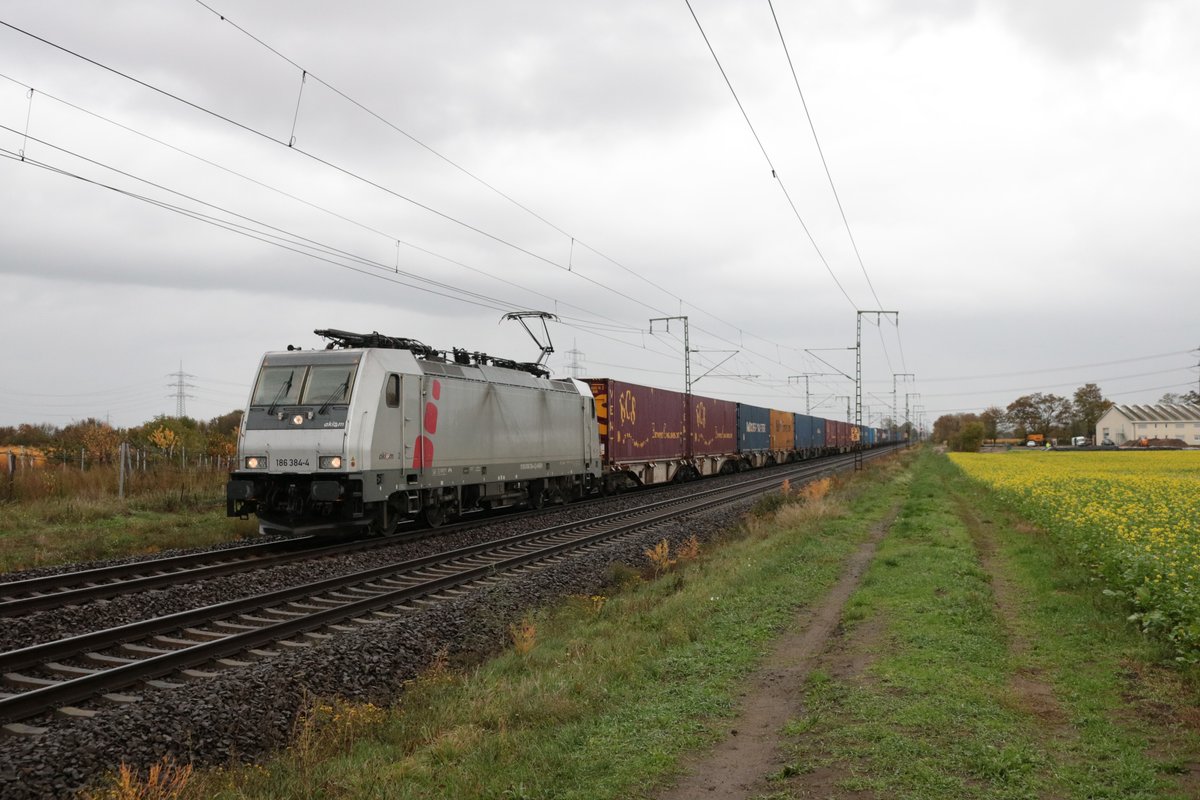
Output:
250,364,357,407
300,365,356,406
252,366,303,406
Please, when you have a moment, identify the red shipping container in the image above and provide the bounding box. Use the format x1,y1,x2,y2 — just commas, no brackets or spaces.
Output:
828,419,848,449
691,395,737,456
586,379,687,464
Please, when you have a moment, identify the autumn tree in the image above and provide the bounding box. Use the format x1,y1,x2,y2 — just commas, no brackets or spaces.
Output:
932,412,982,450
959,421,985,452
148,425,180,458
1072,383,1112,438
48,418,123,466
979,405,1007,443
1005,393,1073,440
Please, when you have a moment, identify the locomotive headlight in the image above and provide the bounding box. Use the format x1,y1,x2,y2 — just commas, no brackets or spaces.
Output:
292,414,305,426
319,455,344,470
245,456,268,470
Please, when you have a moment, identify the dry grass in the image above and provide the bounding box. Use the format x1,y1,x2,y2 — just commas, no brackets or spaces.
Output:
644,538,676,576
83,756,194,800
676,535,701,562
509,617,538,655
2,463,226,505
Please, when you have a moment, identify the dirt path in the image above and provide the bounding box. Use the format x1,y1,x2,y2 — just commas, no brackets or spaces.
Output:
656,504,900,800
954,497,1074,738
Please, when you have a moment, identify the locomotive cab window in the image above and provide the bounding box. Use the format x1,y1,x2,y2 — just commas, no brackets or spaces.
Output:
251,366,305,406
301,364,357,406
386,374,400,407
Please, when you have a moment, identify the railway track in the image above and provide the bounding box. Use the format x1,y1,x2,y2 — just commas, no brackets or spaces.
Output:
0,450,886,618
0,448,896,734
0,494,605,617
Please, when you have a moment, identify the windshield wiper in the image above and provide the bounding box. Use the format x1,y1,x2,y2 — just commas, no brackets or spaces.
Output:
318,379,350,415
267,372,294,416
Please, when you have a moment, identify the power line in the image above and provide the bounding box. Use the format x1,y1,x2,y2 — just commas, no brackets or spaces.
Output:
682,0,857,309
767,0,883,310
0,18,681,322
1,14,907,405
187,3,876,395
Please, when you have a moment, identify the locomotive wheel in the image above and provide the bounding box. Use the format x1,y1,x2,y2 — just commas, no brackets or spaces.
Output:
528,480,546,509
373,498,402,536
422,503,446,528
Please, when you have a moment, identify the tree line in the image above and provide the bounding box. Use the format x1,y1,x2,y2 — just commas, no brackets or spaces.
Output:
933,385,1200,452
0,410,243,470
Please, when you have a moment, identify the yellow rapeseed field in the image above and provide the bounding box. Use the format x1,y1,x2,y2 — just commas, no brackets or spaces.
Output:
949,451,1200,661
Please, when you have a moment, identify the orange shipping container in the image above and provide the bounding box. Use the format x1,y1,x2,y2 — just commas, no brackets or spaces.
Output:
769,409,794,451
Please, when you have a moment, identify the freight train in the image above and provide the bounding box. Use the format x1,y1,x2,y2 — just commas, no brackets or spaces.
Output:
226,329,895,536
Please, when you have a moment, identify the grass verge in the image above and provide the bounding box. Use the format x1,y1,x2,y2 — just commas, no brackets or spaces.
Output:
0,484,256,573
154,454,914,800
768,450,1200,800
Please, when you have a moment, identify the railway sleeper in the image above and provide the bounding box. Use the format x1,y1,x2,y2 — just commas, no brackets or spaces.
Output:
84,652,136,666
256,607,309,618
3,722,49,738
215,658,253,669
182,628,230,641
150,635,203,648
55,706,98,720
212,620,259,632
119,643,173,656
275,640,312,650
4,672,57,689
43,662,99,678
237,613,289,625
284,601,337,612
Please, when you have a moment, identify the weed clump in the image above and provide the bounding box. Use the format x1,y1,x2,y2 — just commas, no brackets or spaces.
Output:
510,617,538,655
644,539,676,577
83,756,194,800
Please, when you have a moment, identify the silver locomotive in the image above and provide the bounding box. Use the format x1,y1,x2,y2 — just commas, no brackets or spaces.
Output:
227,330,600,536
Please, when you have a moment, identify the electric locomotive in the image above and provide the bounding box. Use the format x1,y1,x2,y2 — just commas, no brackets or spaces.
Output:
227,329,601,536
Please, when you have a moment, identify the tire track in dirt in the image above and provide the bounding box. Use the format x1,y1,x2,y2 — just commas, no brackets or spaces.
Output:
956,495,1200,799
953,497,1074,739
656,503,901,800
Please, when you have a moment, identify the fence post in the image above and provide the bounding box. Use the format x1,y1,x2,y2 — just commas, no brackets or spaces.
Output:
6,450,14,500
118,442,127,499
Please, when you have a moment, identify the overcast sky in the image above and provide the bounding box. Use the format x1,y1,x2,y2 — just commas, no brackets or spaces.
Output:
1,0,1197,432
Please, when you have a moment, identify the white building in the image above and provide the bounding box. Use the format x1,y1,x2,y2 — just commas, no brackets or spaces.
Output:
1095,403,1200,445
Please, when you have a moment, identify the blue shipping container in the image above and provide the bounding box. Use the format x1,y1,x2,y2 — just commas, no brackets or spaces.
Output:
736,404,771,454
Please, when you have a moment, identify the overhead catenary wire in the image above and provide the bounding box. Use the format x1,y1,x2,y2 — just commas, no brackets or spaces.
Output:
0,77,673,342
185,2,889,399
0,13,906,413
0,18,825,396
0,18,683,323
191,0,838,360
682,0,857,310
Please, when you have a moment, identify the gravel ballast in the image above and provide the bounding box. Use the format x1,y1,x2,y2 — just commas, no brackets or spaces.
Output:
0,491,760,799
